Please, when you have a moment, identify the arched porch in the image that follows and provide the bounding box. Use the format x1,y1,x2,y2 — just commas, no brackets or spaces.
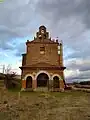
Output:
37,73,49,87
52,74,64,91
35,70,50,91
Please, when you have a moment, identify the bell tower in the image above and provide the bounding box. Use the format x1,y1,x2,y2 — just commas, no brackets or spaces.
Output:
36,25,49,41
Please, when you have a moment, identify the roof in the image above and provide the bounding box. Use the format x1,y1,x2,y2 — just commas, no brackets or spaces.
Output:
26,39,59,45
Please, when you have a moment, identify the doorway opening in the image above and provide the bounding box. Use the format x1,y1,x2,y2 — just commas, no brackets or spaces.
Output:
26,76,32,88
37,73,49,87
53,76,59,88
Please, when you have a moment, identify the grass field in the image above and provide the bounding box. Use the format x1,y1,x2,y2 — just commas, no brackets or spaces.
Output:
0,89,90,120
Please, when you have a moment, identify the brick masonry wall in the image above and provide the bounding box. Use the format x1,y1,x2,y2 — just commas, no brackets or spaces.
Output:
26,43,59,66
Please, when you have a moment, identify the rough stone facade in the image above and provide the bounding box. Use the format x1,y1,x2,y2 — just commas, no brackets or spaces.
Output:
20,25,66,91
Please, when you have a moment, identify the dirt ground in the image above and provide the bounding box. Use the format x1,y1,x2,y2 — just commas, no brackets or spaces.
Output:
0,89,90,120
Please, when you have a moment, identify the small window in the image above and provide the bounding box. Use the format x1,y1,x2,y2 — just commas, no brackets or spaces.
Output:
58,45,60,50
40,47,45,54
40,47,45,51
58,50,60,55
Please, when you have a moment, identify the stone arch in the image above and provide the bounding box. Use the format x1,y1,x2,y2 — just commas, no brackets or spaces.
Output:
52,74,62,89
35,70,50,80
51,74,62,81
35,70,50,87
22,74,34,89
24,74,34,80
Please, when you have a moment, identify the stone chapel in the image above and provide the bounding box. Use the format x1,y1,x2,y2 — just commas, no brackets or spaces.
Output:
20,25,66,91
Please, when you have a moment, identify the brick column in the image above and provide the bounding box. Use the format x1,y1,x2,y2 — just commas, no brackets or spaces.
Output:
32,79,37,91
60,80,64,92
21,79,26,91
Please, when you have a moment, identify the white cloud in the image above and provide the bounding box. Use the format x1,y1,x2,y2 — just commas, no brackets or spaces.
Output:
0,0,90,82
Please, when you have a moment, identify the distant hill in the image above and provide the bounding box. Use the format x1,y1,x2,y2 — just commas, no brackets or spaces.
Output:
79,81,90,85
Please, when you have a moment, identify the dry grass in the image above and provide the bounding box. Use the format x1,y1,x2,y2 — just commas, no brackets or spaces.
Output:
0,88,90,120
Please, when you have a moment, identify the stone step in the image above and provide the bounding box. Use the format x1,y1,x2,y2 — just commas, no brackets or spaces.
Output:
36,87,48,92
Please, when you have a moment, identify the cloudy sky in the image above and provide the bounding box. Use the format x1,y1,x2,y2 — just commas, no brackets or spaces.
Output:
0,0,90,83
